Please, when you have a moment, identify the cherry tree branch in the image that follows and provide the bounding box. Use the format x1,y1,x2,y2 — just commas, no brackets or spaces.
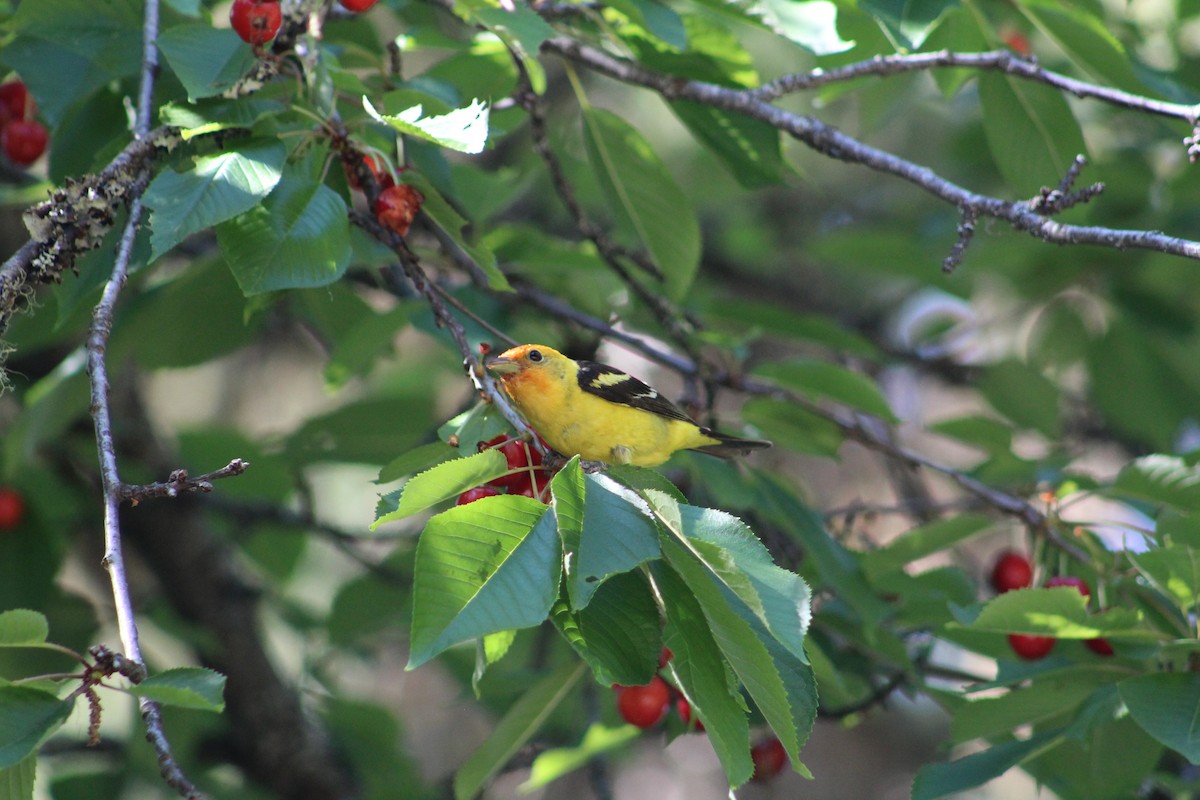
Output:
542,38,1200,263
85,1,205,797
751,49,1200,125
347,209,538,441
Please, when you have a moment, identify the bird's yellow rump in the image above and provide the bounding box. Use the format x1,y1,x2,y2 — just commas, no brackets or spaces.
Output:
486,344,771,467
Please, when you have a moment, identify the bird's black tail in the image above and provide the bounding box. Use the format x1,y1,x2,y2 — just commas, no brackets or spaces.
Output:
693,430,772,460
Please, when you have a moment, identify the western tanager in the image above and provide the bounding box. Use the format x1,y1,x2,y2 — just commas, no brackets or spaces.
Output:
486,344,771,466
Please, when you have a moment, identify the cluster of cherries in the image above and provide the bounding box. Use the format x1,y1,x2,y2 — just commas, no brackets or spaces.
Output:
343,154,425,239
231,0,423,238
457,434,555,505
0,487,25,531
230,0,379,46
990,551,1114,659
0,80,47,167
612,648,789,783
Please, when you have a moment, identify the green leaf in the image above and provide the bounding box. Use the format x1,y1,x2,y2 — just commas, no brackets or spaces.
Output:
653,564,752,784
0,687,74,770
156,24,258,100
753,360,897,421
752,0,855,54
217,173,352,296
0,0,141,125
364,98,490,154
454,661,586,800
950,669,1118,744
977,360,1061,439
324,305,416,389
1119,673,1200,764
1018,1,1143,93
551,463,661,609
372,450,508,526
114,256,262,369
438,404,511,450
1025,713,1162,800
408,496,560,668
286,393,435,465
669,101,787,189
377,442,459,484
581,107,701,301
860,0,954,49
660,533,817,780
0,754,35,800
955,587,1146,638
740,398,843,457
928,415,1014,454
0,610,48,647
552,572,660,686
1088,322,1190,450
912,730,1061,800
144,138,287,261
664,500,811,663
706,301,881,357
1128,546,1200,610
609,0,686,49
128,668,226,712
469,7,556,95
522,723,641,791
978,72,1088,194
1113,455,1200,512
159,98,287,138
861,515,993,579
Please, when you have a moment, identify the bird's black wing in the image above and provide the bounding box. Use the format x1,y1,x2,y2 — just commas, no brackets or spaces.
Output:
575,360,697,424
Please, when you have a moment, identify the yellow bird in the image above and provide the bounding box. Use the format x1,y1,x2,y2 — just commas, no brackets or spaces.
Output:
486,344,771,467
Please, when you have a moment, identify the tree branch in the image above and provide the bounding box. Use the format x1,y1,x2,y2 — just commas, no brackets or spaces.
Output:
543,38,1200,263
752,49,1200,125
84,2,204,797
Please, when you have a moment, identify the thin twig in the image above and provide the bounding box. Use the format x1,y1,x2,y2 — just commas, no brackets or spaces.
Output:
348,209,537,440
121,458,251,504
86,1,204,797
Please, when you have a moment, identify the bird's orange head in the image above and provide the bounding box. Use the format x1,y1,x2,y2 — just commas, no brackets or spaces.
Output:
485,344,564,396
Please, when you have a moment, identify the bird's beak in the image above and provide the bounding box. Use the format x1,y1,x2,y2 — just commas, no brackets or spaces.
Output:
486,356,520,374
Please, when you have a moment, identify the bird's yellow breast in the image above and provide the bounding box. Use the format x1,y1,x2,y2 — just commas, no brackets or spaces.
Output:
498,365,715,466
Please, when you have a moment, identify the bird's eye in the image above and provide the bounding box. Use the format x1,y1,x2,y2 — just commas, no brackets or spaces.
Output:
528,349,543,363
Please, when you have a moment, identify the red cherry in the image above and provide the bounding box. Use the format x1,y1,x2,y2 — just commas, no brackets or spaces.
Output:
990,551,1033,594
1008,633,1055,660
615,677,670,729
343,154,393,192
491,440,533,487
230,0,282,45
1045,575,1091,598
0,488,25,530
676,696,704,732
1,120,47,166
750,737,788,782
456,486,500,505
658,647,673,668
338,0,380,10
1085,637,1114,656
0,81,34,125
375,184,424,238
